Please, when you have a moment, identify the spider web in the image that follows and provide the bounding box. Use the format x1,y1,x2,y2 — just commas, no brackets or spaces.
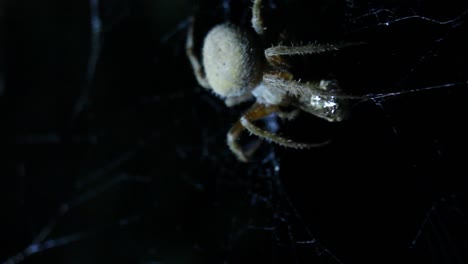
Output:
1,0,468,263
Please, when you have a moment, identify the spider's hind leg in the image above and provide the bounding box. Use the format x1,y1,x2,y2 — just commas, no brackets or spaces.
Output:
227,103,329,162
227,103,276,162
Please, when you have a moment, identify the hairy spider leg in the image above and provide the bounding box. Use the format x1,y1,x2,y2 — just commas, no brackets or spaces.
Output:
227,120,251,162
266,42,361,56
228,103,329,162
263,73,364,99
251,0,265,36
264,42,363,68
186,17,211,89
227,120,263,162
263,42,366,100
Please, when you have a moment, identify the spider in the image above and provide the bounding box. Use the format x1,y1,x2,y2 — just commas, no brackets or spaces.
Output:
186,0,362,162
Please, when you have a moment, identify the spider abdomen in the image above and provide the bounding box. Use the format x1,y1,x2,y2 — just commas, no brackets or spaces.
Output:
202,23,263,98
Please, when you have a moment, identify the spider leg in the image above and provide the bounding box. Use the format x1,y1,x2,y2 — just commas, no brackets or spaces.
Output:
227,103,329,162
251,0,265,35
228,103,282,162
266,42,363,56
265,42,363,66
263,73,363,99
186,17,211,89
227,120,250,162
264,73,365,122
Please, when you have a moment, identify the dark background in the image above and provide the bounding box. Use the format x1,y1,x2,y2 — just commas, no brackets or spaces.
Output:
1,0,468,263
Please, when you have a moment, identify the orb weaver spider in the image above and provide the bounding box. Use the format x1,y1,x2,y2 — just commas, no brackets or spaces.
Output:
186,0,362,162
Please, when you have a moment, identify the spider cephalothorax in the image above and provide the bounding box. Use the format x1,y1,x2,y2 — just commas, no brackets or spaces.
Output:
187,0,356,162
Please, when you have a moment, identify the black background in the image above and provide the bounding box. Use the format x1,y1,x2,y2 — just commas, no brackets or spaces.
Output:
1,0,468,263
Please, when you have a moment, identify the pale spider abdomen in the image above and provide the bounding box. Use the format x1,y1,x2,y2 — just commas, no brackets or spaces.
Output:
202,23,263,98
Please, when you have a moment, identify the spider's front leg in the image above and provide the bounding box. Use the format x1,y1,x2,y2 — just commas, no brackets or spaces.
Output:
263,42,366,122
186,17,211,89
265,42,362,67
227,103,328,162
263,73,360,122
